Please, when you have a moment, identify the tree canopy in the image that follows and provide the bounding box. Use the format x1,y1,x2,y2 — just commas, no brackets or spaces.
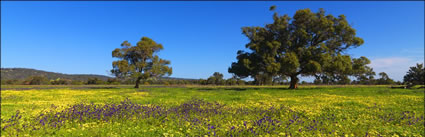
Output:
403,63,425,87
111,37,172,88
229,6,368,89
207,72,225,85
376,72,395,85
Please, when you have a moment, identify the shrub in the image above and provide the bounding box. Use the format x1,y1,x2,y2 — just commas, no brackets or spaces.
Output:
24,76,49,85
50,78,70,85
87,78,105,85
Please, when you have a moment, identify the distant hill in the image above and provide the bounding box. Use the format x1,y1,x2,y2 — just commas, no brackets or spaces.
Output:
0,68,197,81
1,68,113,81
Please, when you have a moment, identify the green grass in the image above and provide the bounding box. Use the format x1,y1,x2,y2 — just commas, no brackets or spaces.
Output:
1,85,424,136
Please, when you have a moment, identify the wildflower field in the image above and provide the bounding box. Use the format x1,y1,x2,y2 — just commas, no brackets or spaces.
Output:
1,85,424,137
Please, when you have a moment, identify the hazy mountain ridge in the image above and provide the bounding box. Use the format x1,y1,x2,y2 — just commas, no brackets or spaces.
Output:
1,68,196,81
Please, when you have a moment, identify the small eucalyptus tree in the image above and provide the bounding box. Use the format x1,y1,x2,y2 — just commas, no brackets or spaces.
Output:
111,37,172,88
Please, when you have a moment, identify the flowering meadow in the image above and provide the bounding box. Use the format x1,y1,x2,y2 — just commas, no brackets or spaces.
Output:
1,86,424,136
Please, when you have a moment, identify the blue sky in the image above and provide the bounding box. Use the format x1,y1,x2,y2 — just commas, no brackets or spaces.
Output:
1,1,424,81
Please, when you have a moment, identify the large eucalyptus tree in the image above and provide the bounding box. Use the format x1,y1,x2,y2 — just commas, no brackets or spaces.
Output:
229,6,367,89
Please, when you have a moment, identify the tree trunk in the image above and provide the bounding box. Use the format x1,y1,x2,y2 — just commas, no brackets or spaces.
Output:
289,75,299,89
264,75,273,85
134,77,142,88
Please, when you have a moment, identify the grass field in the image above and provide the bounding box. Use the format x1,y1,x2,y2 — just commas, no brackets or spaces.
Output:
1,85,424,136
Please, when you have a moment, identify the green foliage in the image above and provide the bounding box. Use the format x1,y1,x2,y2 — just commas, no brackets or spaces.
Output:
70,80,84,85
403,63,425,87
313,56,377,85
2,79,21,85
24,75,49,85
199,79,208,85
111,37,172,88
376,72,395,85
87,78,105,85
229,7,366,88
351,57,376,84
200,73,248,85
207,72,225,85
237,80,246,85
50,78,71,85
269,5,276,11
226,77,237,85
106,78,121,85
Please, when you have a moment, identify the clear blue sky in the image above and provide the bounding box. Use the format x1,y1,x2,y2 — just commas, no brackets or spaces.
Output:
1,1,424,81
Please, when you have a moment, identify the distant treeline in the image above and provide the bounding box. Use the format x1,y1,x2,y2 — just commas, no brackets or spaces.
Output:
3,63,423,86
1,71,403,85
